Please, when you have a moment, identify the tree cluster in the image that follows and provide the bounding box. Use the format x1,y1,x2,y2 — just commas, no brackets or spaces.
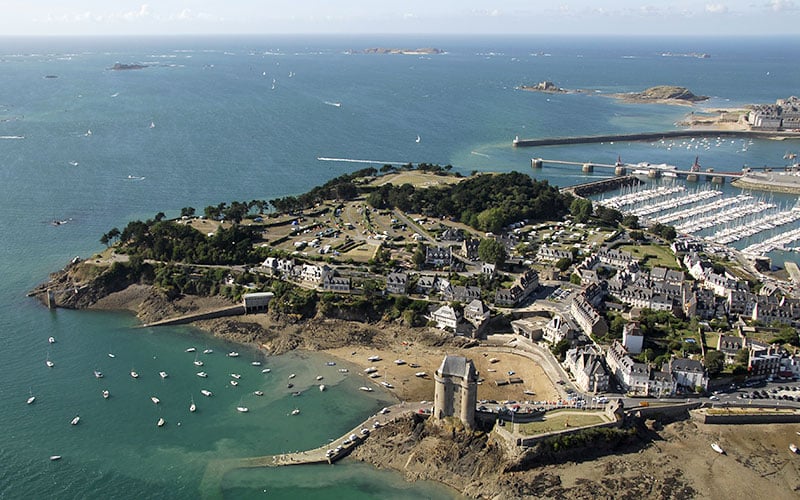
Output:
367,172,570,233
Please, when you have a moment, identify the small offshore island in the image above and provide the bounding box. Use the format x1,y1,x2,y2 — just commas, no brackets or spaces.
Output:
520,82,709,105
108,63,148,71
32,165,800,498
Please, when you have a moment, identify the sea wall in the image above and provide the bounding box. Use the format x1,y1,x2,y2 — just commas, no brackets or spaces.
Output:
513,130,800,147
691,408,800,425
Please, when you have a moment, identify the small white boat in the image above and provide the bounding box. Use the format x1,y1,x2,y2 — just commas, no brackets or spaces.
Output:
149,121,155,129
790,443,799,454
151,396,160,404
189,399,197,412
49,455,62,461
288,373,296,379
381,381,394,389
193,360,204,367
108,353,116,358
157,417,165,427
319,384,326,392
70,415,80,425
326,361,336,366
230,373,241,379
316,376,323,381
251,361,262,366
367,356,381,362
159,371,168,379
227,352,239,358
415,135,421,143
364,367,378,374
236,406,249,413
48,336,55,344
201,389,213,397
46,359,54,368
68,161,79,167
394,359,406,365
359,386,373,392
185,347,196,353
85,129,92,136
203,349,213,354
253,390,264,396
196,371,207,378
230,380,239,387
261,368,271,374
27,395,36,405
415,372,427,377
338,368,349,373
291,408,300,415
102,390,109,399
94,370,103,379
130,371,139,379
711,443,724,454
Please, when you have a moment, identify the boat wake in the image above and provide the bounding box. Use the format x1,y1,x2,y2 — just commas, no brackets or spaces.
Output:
323,101,342,107
470,151,490,158
126,175,146,181
0,135,24,139
317,157,407,166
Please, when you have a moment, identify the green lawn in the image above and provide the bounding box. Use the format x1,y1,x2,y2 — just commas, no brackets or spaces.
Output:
517,410,608,435
618,244,680,270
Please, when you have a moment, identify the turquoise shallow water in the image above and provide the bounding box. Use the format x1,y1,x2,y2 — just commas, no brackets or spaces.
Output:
2,34,800,499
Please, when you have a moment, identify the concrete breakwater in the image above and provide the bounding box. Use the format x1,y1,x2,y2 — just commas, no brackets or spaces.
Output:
560,175,641,198
513,129,800,147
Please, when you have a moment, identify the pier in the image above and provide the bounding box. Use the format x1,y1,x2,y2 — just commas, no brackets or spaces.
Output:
533,157,745,183
512,129,800,147
199,401,430,500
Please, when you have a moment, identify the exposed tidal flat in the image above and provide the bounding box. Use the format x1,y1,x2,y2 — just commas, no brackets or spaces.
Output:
3,34,800,498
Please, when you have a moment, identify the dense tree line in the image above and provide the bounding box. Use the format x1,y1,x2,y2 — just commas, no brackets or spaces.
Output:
366,172,570,233
269,167,377,213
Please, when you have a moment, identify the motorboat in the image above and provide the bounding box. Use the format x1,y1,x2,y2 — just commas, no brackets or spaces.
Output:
369,373,380,379
292,391,302,397
108,353,116,358
203,349,213,354
236,406,249,413
27,395,36,405
415,372,427,377
394,359,406,365
359,386,373,392
338,368,349,373
157,417,165,427
48,336,55,344
193,359,204,367
185,347,196,353
49,455,62,461
380,381,394,389
319,384,326,392
251,361,262,366
790,443,799,454
253,391,264,396
227,351,239,358
316,376,323,381
151,396,160,404
326,361,336,366
711,443,724,454
364,367,378,374
261,368,271,374
288,373,296,379
291,408,300,415
130,370,139,379
159,371,168,379
230,380,239,387
196,371,207,378
70,415,80,425
287,383,294,389
189,398,197,412
94,370,103,379
230,373,241,379
201,389,213,397
102,390,109,399
46,359,54,368
367,356,381,362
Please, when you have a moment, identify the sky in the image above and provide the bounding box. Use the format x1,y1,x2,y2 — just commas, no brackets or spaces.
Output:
0,1,798,37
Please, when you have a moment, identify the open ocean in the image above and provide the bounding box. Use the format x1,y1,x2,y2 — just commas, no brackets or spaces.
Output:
1,35,799,499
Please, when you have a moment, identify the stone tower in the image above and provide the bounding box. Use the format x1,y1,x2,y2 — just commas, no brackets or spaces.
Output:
433,355,478,429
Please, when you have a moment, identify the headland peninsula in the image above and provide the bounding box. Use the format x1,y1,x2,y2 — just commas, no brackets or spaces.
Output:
32,164,800,499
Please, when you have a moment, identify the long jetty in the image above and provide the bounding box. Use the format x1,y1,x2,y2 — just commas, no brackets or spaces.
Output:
534,158,745,183
512,129,800,147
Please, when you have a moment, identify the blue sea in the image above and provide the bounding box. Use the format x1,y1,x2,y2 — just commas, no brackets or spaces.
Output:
1,35,799,499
